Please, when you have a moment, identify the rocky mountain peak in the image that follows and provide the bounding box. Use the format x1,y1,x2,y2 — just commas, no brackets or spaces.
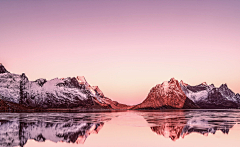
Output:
202,82,208,86
169,78,177,83
0,63,9,74
180,80,188,86
219,83,228,89
132,78,189,109
77,76,87,85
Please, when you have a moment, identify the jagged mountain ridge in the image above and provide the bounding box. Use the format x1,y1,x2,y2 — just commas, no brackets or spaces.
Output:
132,78,199,109
132,78,240,109
180,81,240,109
1,63,240,110
0,64,129,111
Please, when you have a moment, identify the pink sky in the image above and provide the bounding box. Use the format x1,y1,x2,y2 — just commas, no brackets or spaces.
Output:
1,0,240,105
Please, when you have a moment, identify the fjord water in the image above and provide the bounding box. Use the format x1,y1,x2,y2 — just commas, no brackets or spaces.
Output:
1,110,240,147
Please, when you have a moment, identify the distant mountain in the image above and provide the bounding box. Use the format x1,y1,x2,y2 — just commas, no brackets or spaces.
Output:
132,78,240,110
180,81,239,109
132,78,199,109
0,64,130,111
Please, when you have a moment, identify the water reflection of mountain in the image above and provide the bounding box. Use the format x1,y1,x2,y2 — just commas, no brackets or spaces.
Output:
141,110,239,141
0,113,113,147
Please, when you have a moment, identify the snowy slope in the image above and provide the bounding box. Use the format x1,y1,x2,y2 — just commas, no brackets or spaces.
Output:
180,81,240,108
20,74,103,108
0,64,108,109
0,73,21,103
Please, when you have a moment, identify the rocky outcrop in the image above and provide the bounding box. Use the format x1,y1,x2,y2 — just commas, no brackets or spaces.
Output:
0,63,9,74
219,84,237,102
132,78,199,109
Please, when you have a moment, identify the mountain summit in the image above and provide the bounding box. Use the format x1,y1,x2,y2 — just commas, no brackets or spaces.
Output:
132,78,199,109
0,63,9,73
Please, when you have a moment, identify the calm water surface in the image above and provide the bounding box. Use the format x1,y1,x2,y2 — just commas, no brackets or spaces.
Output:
1,110,240,147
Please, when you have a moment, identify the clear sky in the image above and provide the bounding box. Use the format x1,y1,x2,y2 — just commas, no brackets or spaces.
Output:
1,0,240,105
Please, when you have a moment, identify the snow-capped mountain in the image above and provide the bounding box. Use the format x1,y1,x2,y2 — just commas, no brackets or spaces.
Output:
180,82,213,103
132,78,199,109
180,81,240,109
20,73,96,108
0,64,130,110
133,78,240,110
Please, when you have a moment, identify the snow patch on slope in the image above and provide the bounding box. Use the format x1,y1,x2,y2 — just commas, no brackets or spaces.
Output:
0,73,21,103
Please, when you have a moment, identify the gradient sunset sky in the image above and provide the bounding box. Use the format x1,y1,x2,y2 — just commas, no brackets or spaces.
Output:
1,0,240,105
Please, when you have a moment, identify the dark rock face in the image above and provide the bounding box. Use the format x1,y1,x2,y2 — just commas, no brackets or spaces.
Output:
182,97,199,109
186,84,208,92
0,64,9,74
19,73,29,105
0,99,30,112
219,84,235,98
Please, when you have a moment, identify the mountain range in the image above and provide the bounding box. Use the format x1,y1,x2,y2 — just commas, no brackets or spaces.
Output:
0,63,239,111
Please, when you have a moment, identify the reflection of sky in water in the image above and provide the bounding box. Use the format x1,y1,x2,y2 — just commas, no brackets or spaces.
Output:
1,110,240,147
